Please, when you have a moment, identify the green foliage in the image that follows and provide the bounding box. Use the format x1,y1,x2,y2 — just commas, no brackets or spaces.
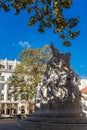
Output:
0,0,80,46
11,45,51,102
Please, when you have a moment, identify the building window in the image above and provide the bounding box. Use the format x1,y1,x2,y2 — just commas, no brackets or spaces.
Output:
8,85,11,89
8,76,12,81
7,94,11,100
1,76,5,81
0,64,5,69
8,65,13,70
1,84,4,90
1,94,4,100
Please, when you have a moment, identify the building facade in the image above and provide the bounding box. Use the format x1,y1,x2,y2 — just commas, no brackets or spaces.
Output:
79,77,87,90
0,58,30,116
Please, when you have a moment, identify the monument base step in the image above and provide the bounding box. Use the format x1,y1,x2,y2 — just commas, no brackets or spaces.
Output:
18,116,87,130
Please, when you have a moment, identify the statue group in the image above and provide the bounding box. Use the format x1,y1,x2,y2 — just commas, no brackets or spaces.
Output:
19,44,87,130
35,43,81,115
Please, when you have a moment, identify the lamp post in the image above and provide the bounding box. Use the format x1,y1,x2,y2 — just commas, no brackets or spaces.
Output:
0,102,1,117
9,93,11,117
9,90,12,117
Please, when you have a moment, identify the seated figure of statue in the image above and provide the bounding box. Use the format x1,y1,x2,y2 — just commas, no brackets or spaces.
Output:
50,43,60,57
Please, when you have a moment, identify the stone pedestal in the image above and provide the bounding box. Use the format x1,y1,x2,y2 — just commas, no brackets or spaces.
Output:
19,115,87,130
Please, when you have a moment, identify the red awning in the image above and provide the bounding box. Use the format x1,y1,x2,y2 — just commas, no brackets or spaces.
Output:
81,86,87,93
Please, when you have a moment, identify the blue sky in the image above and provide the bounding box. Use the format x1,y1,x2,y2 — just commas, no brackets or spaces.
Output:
0,0,87,77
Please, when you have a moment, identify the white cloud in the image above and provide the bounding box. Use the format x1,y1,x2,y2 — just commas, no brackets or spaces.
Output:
18,41,31,48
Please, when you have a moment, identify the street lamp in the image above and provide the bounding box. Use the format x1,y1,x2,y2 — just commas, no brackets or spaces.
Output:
9,90,12,117
9,93,11,117
0,101,1,116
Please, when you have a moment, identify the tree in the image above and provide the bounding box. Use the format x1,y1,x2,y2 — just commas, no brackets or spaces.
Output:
11,45,51,113
0,0,80,46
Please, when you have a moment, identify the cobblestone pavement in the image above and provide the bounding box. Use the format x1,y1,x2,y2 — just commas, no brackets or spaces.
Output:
0,119,23,130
